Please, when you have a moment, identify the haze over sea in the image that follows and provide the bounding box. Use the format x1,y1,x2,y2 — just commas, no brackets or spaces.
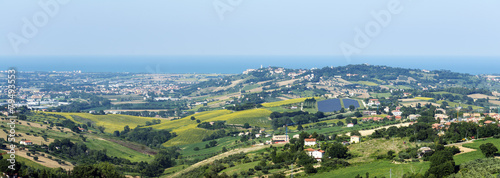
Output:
1,56,499,75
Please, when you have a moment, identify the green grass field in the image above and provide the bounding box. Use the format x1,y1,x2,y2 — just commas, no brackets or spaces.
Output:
150,110,232,146
436,100,483,110
454,138,500,165
212,108,272,128
350,81,379,86
221,161,260,175
242,84,260,91
85,138,154,162
45,112,158,133
180,136,249,160
370,93,392,98
431,92,463,97
349,137,415,163
310,160,430,178
383,85,413,90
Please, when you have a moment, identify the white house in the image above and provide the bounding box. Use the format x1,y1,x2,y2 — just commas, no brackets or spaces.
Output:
20,140,33,145
409,114,421,120
368,99,381,106
347,123,354,127
392,110,402,116
350,135,360,143
305,148,325,161
304,138,317,146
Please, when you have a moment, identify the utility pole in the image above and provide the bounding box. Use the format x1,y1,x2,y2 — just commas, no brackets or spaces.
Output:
390,168,392,178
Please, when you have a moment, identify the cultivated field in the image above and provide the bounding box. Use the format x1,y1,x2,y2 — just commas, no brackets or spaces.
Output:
350,81,379,86
46,112,158,133
468,93,499,100
436,100,483,110
219,108,272,128
151,110,232,146
261,97,310,107
85,137,154,162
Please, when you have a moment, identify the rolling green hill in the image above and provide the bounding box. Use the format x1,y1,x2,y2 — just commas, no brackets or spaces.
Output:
45,112,158,133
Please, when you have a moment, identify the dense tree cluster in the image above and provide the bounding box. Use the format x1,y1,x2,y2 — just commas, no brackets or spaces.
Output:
197,121,227,130
116,127,176,148
270,111,326,129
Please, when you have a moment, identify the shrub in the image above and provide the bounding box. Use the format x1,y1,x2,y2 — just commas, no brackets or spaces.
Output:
480,143,498,158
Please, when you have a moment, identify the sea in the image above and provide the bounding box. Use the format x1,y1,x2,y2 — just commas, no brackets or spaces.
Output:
0,56,498,75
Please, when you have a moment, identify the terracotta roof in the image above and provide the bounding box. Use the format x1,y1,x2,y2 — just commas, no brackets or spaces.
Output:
304,148,315,152
351,135,359,138
304,138,317,142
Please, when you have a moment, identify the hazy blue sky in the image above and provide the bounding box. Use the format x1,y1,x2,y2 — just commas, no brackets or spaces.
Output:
0,0,499,57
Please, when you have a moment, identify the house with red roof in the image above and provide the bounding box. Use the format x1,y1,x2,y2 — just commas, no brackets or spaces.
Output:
304,148,325,161
20,140,33,145
304,138,318,146
484,120,495,124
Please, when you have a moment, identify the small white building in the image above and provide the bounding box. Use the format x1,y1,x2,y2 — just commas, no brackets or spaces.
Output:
350,135,360,143
305,148,325,161
272,135,289,143
409,114,421,120
304,138,317,146
392,110,402,116
20,140,33,145
347,123,354,128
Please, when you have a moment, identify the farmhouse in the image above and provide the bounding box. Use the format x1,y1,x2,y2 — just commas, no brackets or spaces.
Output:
409,114,421,120
463,113,481,118
304,138,317,146
304,148,325,161
392,110,402,116
418,147,433,158
350,135,360,143
20,140,33,145
435,114,449,120
272,135,289,143
367,99,380,106
347,123,354,127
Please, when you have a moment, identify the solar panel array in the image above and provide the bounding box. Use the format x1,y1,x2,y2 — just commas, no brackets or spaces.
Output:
317,99,342,112
342,99,360,109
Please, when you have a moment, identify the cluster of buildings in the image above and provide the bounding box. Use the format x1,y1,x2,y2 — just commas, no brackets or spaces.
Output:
433,113,500,130
367,99,381,107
